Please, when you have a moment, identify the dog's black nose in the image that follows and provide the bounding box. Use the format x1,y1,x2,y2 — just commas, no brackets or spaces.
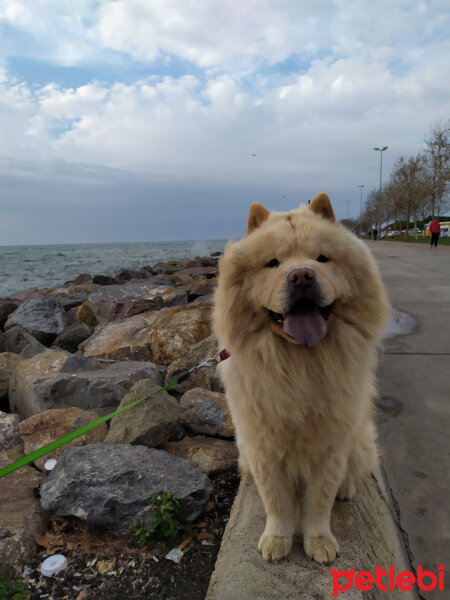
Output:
287,268,315,286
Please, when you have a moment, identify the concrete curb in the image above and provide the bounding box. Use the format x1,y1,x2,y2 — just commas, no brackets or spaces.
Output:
206,469,419,600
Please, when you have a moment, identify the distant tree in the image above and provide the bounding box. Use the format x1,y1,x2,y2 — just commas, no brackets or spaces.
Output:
340,217,359,233
390,154,429,239
424,120,450,218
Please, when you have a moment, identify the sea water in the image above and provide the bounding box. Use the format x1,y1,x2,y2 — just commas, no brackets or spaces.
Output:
0,240,228,298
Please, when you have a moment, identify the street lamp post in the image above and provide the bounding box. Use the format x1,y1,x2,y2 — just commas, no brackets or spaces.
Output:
345,199,350,220
373,146,388,193
357,184,365,236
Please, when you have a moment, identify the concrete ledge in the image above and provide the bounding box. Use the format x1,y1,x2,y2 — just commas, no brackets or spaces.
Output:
207,469,419,600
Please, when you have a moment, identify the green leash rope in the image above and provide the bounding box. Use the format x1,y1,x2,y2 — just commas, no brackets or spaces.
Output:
0,377,183,480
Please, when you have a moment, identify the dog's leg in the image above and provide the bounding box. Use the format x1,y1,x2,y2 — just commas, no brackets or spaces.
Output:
253,467,296,563
301,458,345,565
338,419,378,500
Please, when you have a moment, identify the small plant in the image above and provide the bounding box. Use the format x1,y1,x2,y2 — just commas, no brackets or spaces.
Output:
130,492,187,546
0,577,30,600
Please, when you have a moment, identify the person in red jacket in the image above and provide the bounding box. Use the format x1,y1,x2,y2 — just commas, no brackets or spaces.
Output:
429,219,441,248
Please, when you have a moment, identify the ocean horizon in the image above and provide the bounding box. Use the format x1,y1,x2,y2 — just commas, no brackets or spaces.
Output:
0,239,228,298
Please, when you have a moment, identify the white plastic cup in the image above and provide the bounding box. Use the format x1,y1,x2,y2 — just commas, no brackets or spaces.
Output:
44,458,57,476
40,554,68,576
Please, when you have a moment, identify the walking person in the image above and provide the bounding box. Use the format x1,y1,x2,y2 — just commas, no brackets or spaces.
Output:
429,218,440,248
373,228,378,241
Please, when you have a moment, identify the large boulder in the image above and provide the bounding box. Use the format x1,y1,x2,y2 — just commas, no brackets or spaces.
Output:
0,300,19,330
149,302,212,365
0,411,22,451
80,312,158,361
40,443,213,535
9,349,164,419
81,302,212,365
76,298,160,328
2,326,46,356
88,281,175,303
4,298,66,345
19,407,108,471
7,287,45,303
165,437,238,475
180,388,234,438
0,352,22,399
165,335,224,395
0,447,45,577
52,322,93,353
106,379,181,447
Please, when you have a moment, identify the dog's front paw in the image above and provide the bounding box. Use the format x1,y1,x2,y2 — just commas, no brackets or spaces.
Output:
337,478,356,500
304,535,339,565
258,533,292,563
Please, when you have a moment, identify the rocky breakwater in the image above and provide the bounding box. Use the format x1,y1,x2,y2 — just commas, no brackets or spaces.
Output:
0,252,239,576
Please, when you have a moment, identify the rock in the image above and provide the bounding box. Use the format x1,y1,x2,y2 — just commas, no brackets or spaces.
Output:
106,379,181,447
80,312,158,361
180,388,234,438
19,407,108,471
81,302,211,365
8,349,69,418
88,281,174,303
0,447,45,577
40,443,213,535
92,274,118,285
0,300,19,330
45,283,98,309
4,298,66,346
151,261,185,275
149,302,212,365
9,349,164,419
59,354,103,373
165,437,238,475
178,266,217,280
165,335,224,395
160,288,188,307
76,298,160,328
7,287,45,303
0,352,22,399
187,279,217,302
52,322,93,353
22,341,48,359
0,411,22,451
2,326,46,356
66,273,92,285
112,268,153,282
169,271,196,287
146,274,175,287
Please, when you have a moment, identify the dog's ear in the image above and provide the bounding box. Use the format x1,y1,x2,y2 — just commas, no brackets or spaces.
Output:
247,202,270,233
308,193,335,222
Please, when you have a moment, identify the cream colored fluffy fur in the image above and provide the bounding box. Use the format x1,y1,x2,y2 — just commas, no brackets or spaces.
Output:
213,194,390,565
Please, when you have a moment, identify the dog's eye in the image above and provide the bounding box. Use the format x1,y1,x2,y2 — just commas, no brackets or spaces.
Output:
265,258,280,268
317,254,329,263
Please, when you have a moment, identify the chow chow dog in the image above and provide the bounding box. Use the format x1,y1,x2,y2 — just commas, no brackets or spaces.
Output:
213,194,389,565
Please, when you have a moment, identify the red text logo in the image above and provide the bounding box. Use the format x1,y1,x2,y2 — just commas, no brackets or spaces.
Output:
331,564,445,597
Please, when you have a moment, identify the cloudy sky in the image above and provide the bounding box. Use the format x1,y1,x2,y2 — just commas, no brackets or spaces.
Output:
1,0,449,244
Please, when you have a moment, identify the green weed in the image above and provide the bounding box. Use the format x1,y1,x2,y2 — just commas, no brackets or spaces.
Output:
130,492,189,546
0,577,30,600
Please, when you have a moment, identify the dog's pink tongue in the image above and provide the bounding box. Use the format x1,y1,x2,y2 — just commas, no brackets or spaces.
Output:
283,307,327,347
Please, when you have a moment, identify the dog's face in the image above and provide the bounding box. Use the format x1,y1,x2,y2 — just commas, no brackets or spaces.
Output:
216,193,383,349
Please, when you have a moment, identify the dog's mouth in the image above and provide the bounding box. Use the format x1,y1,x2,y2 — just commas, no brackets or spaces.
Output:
268,299,333,348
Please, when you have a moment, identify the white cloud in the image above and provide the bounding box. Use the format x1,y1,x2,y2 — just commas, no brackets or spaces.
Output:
0,0,449,242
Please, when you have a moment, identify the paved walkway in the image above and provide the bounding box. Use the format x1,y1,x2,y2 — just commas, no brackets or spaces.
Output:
368,240,450,600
